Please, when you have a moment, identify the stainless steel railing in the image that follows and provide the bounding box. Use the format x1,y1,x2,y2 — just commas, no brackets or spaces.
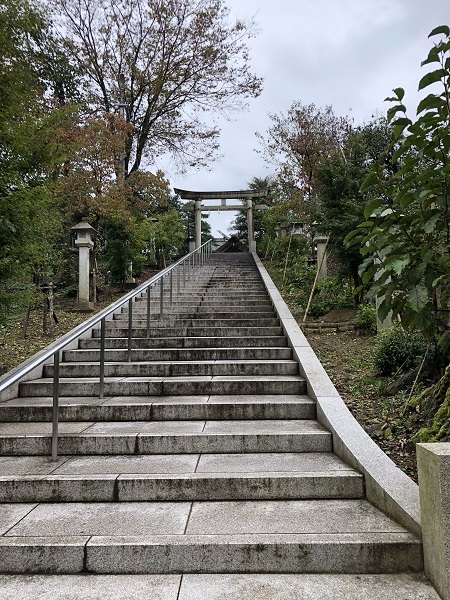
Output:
0,240,213,460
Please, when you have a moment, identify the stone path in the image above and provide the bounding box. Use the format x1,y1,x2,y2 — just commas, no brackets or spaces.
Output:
0,252,437,597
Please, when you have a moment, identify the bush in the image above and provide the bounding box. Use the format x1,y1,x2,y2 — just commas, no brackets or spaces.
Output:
356,303,377,333
373,326,427,376
309,276,354,318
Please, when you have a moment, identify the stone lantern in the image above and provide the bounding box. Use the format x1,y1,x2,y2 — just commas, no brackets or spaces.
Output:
71,221,96,311
313,233,329,281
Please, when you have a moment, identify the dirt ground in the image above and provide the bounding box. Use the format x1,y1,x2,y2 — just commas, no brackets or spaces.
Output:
306,329,418,482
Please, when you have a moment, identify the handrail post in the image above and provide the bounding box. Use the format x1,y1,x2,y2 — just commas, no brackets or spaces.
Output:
177,267,180,294
51,350,60,461
183,260,187,286
127,298,133,362
170,269,173,304
160,275,164,317
99,318,106,399
146,285,151,338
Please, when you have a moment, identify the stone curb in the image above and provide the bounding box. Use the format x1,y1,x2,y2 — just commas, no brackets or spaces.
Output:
252,252,421,537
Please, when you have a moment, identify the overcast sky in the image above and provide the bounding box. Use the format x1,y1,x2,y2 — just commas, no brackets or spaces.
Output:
157,0,450,235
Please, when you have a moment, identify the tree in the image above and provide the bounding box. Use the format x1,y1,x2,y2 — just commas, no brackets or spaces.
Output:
347,26,450,362
0,0,74,317
50,0,262,173
316,118,393,285
257,102,351,202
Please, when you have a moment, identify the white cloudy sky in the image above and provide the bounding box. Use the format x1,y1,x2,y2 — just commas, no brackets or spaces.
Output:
157,0,450,235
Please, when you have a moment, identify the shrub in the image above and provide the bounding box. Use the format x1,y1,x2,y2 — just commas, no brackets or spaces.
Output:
309,276,354,318
373,326,427,376
356,303,377,333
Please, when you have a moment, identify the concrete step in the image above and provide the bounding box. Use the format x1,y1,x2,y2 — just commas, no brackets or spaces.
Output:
0,471,364,502
0,419,331,455
19,375,306,397
43,360,299,379
95,327,284,338
114,311,277,320
105,318,281,328
0,573,440,599
0,500,422,574
0,395,316,422
0,450,364,501
79,336,289,349
62,347,293,362
121,308,276,317
129,299,274,307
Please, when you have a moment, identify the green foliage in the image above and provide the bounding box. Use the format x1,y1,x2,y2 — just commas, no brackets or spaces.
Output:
308,276,354,318
356,303,377,333
346,26,450,353
373,326,427,376
316,118,393,286
410,365,450,442
0,0,72,320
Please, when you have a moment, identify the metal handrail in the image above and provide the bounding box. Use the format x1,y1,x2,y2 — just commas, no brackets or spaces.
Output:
0,239,213,460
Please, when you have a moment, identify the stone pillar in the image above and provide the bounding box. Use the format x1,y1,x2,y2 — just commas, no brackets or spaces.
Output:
417,443,450,600
314,234,328,280
247,199,256,252
195,200,202,249
189,240,196,253
75,242,94,311
71,222,96,311
125,261,135,285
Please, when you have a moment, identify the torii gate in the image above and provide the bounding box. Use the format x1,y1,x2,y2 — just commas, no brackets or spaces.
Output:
174,188,268,252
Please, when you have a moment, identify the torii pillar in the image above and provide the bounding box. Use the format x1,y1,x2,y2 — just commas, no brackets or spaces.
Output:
247,198,256,252
195,200,202,249
174,188,267,252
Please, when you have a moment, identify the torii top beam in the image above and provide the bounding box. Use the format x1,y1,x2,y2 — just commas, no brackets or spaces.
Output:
173,188,267,200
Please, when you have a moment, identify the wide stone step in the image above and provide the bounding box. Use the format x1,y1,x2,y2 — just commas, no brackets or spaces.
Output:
0,452,363,502
95,327,284,338
105,318,280,328
19,375,306,397
114,311,277,321
0,470,364,502
0,395,316,422
79,336,288,349
0,500,422,574
63,347,293,362
43,360,298,379
122,308,276,317
129,300,274,308
0,419,330,455
0,573,439,599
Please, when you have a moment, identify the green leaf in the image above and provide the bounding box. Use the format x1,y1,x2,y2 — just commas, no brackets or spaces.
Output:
416,94,445,114
393,87,405,100
360,171,378,193
357,220,374,228
387,104,407,121
407,285,429,312
418,69,445,90
422,213,441,234
428,25,450,38
392,117,412,138
421,46,441,66
378,298,391,323
362,265,377,284
364,198,382,218
343,229,360,245
432,274,446,288
388,257,410,275
409,262,426,285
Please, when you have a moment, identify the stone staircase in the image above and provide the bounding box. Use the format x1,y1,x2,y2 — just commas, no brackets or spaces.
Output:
0,253,425,579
